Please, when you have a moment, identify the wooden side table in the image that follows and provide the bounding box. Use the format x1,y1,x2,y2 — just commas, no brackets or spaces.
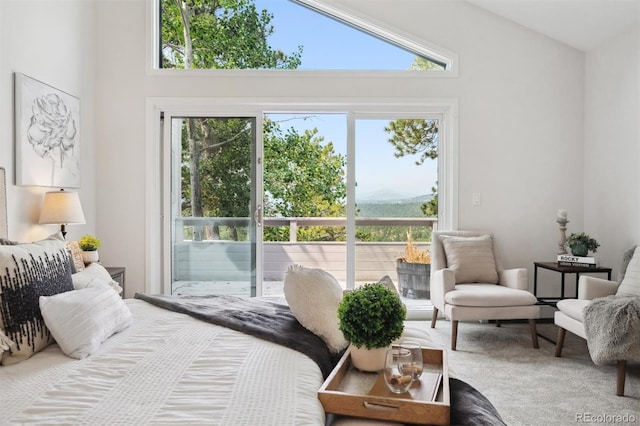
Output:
533,261,611,305
105,267,126,298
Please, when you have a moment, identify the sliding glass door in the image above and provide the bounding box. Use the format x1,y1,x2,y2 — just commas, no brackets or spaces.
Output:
153,100,454,299
164,114,262,297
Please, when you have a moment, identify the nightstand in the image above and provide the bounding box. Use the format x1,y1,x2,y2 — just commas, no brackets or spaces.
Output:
533,261,611,306
105,267,126,298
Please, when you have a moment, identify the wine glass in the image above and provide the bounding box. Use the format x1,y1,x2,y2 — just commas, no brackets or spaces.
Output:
400,340,423,380
383,347,414,393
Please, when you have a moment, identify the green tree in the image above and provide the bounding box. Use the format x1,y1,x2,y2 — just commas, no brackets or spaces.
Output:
409,56,445,71
421,183,438,217
161,0,302,70
263,120,347,242
384,119,438,166
161,0,304,240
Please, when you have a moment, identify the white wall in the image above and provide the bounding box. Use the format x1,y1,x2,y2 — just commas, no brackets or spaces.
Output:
90,0,589,297
0,0,96,242
584,25,640,275
0,0,598,299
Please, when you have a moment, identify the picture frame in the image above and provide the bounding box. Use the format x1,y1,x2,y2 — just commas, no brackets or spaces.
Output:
14,73,81,188
66,240,85,272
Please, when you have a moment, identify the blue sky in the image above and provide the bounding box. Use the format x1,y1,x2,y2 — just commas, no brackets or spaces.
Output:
257,1,437,199
253,0,417,70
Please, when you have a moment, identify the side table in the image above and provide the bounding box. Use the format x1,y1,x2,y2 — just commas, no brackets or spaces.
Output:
105,267,126,298
533,261,611,305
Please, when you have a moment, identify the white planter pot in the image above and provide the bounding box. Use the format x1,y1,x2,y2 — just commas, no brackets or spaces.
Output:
82,250,99,265
349,344,388,372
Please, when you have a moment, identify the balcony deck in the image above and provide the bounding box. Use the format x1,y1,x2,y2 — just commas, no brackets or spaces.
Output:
172,216,435,319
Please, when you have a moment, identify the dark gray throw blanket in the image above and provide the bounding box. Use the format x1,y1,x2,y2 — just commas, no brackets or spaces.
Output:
449,378,507,426
134,293,342,379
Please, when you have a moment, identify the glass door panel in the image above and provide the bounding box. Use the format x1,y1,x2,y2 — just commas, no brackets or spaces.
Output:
354,117,438,299
168,116,258,296
262,113,347,290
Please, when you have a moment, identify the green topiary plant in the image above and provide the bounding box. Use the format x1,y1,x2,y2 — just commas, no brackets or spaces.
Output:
337,283,406,350
79,234,101,251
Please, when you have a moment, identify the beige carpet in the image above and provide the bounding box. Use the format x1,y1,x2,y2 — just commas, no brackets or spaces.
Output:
406,319,639,425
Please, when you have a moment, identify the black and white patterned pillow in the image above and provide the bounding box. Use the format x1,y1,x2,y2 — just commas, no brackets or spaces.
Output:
0,234,74,365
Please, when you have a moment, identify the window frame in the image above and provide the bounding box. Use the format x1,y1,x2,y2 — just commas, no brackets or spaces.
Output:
145,96,458,293
147,0,459,77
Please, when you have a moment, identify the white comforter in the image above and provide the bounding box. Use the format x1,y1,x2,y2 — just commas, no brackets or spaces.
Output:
1,299,326,425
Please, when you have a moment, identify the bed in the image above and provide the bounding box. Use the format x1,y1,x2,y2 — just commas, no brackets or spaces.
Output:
3,296,329,425
0,174,504,425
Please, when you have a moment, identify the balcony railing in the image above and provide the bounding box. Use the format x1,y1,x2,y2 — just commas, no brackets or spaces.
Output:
173,216,435,288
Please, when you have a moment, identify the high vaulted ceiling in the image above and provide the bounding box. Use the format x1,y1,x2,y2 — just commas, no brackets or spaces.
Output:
466,0,640,51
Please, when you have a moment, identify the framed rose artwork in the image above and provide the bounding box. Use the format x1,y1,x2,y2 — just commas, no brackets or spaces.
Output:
14,73,80,187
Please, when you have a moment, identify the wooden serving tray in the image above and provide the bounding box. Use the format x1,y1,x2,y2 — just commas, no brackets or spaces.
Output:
318,347,450,425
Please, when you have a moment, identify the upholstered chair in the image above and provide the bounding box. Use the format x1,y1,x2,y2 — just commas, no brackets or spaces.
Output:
430,231,540,351
554,245,640,396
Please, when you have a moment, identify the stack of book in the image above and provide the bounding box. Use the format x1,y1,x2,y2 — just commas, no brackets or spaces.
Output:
557,254,599,268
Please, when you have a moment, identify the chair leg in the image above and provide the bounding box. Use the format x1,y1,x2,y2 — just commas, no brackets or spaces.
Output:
555,327,566,357
431,307,439,328
529,319,539,349
451,320,458,351
617,360,627,396
495,320,501,327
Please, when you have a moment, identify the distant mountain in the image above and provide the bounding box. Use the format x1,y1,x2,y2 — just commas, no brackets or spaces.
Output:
356,190,432,203
356,194,433,217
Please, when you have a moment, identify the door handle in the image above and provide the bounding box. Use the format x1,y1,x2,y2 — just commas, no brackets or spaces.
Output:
255,204,262,227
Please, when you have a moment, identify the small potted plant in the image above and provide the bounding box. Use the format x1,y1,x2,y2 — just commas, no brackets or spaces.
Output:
79,234,101,265
337,283,406,372
565,232,599,257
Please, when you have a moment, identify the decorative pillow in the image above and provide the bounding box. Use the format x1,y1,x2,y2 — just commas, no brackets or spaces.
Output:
283,265,348,354
66,241,85,272
617,246,640,297
39,280,132,359
618,245,638,283
440,234,499,284
72,263,122,295
377,275,398,294
0,233,74,365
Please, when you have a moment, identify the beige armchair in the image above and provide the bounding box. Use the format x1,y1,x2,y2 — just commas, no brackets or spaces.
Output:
430,231,540,350
554,246,640,396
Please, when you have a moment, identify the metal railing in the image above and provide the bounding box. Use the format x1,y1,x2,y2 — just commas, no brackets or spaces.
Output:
176,216,436,242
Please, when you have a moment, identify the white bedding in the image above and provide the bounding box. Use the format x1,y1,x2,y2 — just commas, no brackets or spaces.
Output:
1,299,326,425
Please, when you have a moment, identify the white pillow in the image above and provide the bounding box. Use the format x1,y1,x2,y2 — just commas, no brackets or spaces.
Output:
39,280,133,359
440,234,499,284
283,265,348,354
72,263,122,295
617,246,640,297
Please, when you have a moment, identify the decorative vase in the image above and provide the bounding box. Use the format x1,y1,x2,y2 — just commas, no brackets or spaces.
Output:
349,344,388,372
82,250,99,265
570,244,588,257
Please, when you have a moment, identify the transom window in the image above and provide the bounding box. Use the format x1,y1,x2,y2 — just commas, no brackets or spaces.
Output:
157,0,453,71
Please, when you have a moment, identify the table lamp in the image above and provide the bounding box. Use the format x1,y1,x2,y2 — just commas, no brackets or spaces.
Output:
39,189,86,238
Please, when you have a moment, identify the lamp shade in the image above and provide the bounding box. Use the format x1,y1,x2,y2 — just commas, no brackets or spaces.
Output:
39,189,86,226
